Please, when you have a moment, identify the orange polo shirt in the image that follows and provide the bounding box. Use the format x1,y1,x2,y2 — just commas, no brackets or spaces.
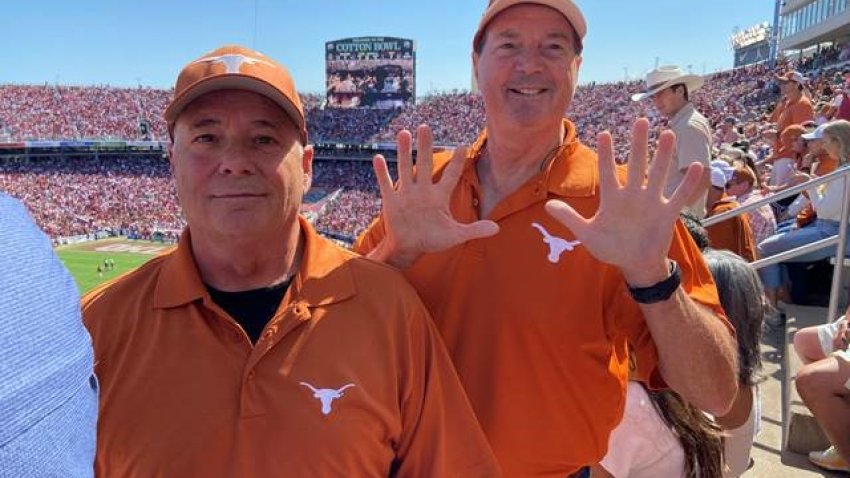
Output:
82,220,499,478
355,120,729,477
706,195,758,262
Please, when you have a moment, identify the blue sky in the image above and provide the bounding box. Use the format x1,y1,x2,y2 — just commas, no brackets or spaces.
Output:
3,1,773,94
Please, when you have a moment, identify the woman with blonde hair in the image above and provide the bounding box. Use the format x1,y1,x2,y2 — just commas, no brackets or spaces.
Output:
758,120,850,323
791,120,850,473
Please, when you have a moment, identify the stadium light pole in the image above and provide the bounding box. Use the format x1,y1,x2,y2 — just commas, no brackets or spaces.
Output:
769,0,782,69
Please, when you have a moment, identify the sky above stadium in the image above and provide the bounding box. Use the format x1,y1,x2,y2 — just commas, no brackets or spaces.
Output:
4,1,772,94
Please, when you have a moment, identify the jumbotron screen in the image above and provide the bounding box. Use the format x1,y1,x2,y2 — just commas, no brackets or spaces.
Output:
326,37,416,109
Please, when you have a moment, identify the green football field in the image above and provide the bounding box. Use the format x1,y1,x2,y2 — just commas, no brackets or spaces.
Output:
56,238,172,294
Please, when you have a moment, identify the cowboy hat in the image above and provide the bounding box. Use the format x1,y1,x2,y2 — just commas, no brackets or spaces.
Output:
631,65,705,102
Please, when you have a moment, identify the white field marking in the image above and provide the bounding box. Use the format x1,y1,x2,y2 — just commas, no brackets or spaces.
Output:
93,244,168,255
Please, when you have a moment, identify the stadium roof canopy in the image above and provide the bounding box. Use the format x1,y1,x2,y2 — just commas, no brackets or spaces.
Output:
779,0,850,51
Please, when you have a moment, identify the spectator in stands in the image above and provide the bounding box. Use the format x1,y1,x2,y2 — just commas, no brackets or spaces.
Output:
725,164,777,247
769,71,815,151
705,160,758,262
592,381,724,478
0,193,97,477
593,249,765,478
796,301,850,473
82,45,498,477
792,124,840,229
830,67,850,122
355,2,738,476
704,249,765,478
758,120,850,322
632,65,712,218
794,305,850,366
764,124,806,189
716,116,743,146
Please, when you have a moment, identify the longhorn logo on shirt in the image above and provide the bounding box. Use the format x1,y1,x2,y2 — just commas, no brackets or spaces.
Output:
299,382,356,416
193,54,274,74
531,223,581,264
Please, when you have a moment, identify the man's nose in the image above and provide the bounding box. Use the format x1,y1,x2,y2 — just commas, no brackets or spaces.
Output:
218,144,257,176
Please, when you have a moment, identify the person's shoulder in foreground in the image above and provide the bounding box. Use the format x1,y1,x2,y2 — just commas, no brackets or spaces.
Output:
0,193,97,478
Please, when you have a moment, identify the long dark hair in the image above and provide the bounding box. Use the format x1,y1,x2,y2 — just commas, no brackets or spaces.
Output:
704,248,765,386
647,388,725,478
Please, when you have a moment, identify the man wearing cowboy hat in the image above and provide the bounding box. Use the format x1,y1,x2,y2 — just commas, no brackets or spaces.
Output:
633,65,712,218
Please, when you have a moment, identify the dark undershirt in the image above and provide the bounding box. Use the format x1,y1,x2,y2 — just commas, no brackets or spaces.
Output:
206,279,292,344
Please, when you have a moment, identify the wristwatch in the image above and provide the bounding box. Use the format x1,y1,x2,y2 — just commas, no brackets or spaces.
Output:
627,260,681,304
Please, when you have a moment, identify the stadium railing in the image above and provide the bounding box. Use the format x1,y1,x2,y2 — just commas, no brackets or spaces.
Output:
702,166,850,323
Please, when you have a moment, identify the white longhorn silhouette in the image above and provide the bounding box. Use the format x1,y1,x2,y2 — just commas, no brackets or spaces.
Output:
531,223,581,264
299,382,356,415
194,54,274,74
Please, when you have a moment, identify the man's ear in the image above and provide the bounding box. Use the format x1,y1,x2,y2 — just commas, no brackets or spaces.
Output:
166,142,175,174
302,145,314,192
472,51,480,87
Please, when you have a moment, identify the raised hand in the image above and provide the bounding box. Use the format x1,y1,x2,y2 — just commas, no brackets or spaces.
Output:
545,118,704,286
372,125,499,268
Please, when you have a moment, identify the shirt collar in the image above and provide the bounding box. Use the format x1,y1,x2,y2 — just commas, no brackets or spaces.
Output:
153,218,356,309
464,118,596,198
669,103,695,128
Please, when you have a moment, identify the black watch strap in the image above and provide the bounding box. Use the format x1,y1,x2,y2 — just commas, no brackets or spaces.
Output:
627,260,681,304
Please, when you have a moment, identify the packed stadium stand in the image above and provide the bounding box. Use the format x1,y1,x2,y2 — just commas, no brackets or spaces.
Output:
5,31,850,477
1,47,848,247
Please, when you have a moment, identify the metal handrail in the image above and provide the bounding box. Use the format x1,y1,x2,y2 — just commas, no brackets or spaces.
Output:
699,166,850,322
702,165,850,227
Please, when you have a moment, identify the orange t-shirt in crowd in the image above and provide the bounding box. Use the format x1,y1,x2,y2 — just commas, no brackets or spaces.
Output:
354,120,731,478
773,96,814,152
82,220,499,478
797,152,840,227
706,195,759,262
812,152,839,177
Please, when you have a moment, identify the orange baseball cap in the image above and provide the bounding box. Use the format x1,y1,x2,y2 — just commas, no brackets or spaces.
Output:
164,45,307,144
473,0,587,52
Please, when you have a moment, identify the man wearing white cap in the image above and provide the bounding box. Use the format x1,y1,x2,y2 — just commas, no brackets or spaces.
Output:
632,65,712,219
704,161,758,262
356,1,738,476
770,70,814,141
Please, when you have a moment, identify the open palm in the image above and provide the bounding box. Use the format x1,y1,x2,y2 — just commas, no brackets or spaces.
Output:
372,125,499,266
545,119,704,284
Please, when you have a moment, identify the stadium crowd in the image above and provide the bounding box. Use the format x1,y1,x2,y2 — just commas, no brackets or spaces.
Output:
4,16,850,476
0,155,181,240
0,85,171,141
2,52,850,258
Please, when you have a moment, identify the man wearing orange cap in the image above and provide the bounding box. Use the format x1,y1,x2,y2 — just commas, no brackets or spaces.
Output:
355,1,738,476
81,45,499,478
